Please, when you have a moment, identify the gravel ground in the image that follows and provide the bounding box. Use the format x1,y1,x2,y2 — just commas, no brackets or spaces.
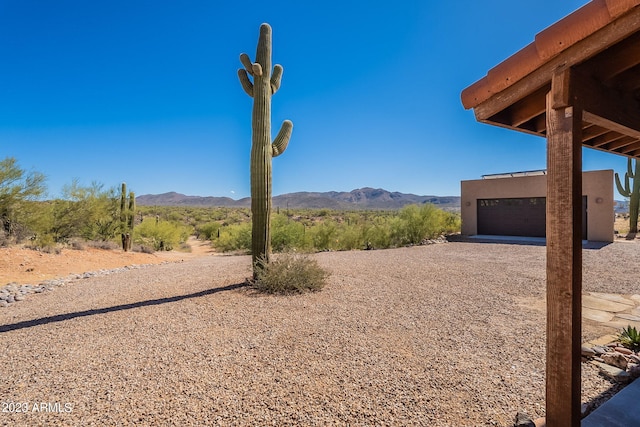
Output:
0,241,638,426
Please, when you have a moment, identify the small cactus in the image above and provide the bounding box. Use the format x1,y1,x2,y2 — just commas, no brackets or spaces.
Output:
615,158,640,234
119,182,136,251
238,23,293,278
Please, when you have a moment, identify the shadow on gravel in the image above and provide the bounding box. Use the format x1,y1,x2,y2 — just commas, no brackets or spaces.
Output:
0,282,249,334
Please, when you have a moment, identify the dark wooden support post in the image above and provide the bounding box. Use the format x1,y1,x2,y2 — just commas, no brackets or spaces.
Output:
545,69,582,427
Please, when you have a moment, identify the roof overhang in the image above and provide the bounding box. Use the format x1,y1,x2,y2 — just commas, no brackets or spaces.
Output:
461,0,640,159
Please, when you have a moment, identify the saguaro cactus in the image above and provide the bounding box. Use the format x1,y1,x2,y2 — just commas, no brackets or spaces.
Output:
238,23,293,277
615,158,640,234
119,182,136,251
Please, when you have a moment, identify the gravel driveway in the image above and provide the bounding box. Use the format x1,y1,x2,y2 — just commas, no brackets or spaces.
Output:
1,241,638,426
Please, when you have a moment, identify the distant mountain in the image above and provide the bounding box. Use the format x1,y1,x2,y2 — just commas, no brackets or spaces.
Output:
615,200,629,214
136,188,461,211
136,192,250,208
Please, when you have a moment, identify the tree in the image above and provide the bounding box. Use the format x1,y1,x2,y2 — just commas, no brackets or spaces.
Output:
0,157,46,241
49,180,120,242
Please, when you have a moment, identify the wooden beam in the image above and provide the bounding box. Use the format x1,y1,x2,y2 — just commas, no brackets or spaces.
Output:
474,6,640,121
620,141,640,154
556,68,640,140
584,111,640,140
588,131,631,148
509,87,548,127
579,30,640,81
545,71,582,427
604,135,638,150
581,124,610,141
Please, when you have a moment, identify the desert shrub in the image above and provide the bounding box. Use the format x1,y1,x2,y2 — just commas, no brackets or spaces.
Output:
26,233,60,254
334,221,365,250
363,221,392,249
253,252,328,294
134,219,190,251
132,244,155,254
196,221,221,240
70,240,86,250
213,222,252,253
271,214,307,252
308,220,338,251
87,240,120,250
390,204,460,246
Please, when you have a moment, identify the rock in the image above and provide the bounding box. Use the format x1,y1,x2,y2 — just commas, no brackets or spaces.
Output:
628,363,640,379
592,360,631,383
0,300,8,308
591,345,609,355
614,346,633,355
514,411,535,427
581,346,596,357
6,295,15,304
602,352,629,370
14,295,25,301
533,417,546,427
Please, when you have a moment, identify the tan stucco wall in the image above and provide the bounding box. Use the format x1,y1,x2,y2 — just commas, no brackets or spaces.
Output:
461,170,614,242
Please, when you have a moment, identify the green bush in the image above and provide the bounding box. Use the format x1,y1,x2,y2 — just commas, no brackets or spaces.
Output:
308,220,338,251
253,252,328,294
213,222,252,253
271,214,308,252
390,204,459,246
26,233,58,253
196,221,222,240
134,219,190,251
335,221,365,250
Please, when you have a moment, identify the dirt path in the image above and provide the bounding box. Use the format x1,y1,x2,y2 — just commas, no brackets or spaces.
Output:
0,236,213,286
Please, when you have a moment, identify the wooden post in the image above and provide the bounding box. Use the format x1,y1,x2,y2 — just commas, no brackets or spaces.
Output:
545,70,582,427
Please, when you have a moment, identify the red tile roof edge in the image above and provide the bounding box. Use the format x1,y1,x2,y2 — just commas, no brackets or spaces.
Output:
461,0,640,110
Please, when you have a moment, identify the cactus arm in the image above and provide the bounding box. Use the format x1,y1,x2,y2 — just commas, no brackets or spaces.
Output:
615,172,631,197
238,69,254,97
272,120,293,157
271,64,283,94
628,157,635,178
240,53,254,76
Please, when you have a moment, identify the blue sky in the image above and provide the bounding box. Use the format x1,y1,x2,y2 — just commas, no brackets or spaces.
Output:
0,0,629,199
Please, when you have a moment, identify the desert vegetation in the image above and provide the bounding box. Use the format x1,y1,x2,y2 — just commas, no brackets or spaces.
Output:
0,157,191,253
0,156,460,255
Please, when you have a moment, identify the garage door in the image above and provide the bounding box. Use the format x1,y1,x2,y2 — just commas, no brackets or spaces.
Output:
477,197,587,239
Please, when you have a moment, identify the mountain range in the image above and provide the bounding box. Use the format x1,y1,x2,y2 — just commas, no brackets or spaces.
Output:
136,188,461,211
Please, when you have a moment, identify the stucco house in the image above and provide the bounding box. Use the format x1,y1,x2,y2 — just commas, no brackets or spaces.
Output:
461,169,614,242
